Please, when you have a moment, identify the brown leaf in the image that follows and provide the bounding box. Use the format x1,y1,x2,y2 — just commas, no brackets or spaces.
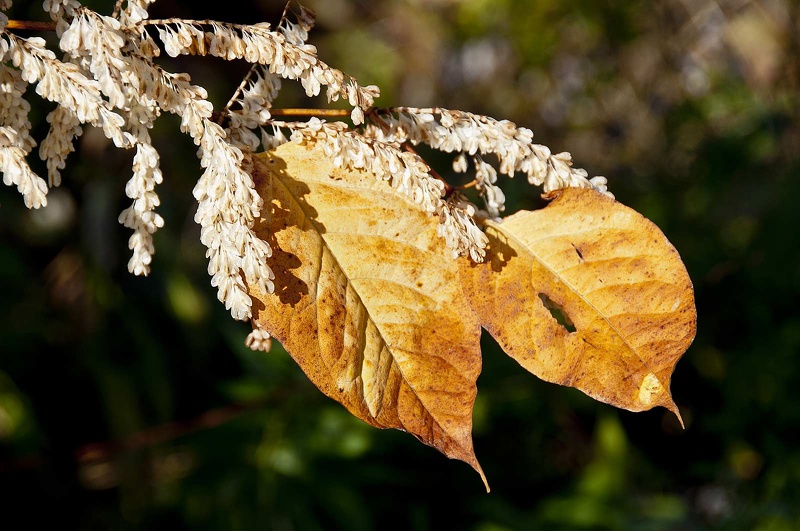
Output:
247,142,487,489
460,188,696,421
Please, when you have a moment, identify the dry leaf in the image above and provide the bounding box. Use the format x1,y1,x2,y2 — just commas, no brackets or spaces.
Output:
247,142,488,489
244,142,694,489
460,188,696,421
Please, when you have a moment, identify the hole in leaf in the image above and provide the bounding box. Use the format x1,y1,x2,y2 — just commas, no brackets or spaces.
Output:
538,293,576,333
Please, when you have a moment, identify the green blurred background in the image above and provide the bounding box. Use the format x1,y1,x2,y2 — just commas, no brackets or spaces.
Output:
2,0,799,529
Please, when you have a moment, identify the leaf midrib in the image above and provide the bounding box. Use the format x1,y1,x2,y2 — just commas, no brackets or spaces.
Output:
272,166,469,444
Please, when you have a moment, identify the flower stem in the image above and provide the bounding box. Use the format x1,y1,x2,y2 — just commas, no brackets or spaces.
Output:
269,108,351,117
3,20,57,31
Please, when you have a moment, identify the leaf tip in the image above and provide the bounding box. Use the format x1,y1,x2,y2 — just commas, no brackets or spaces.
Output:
457,450,490,492
637,372,684,427
476,463,491,493
667,399,685,430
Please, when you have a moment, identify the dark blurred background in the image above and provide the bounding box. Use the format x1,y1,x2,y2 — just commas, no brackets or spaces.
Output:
2,0,799,529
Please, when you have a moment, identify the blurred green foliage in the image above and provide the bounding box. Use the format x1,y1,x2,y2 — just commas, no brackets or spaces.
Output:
2,0,800,529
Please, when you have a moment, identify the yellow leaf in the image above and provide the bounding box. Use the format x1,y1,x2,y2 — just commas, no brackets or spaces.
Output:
460,188,696,421
247,142,487,489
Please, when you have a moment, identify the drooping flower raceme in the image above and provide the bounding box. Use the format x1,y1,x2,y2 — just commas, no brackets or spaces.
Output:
364,107,611,218
0,1,611,325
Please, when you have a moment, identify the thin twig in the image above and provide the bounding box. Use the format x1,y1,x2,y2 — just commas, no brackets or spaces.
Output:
75,401,254,463
217,64,259,125
217,2,295,125
269,108,351,117
3,20,57,31
112,0,124,19
279,1,293,25
0,392,294,474
365,106,391,131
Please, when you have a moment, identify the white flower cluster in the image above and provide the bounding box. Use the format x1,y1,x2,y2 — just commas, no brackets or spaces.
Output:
1,28,134,211
288,117,488,261
118,142,164,275
43,0,81,34
366,107,612,218
1,59,47,208
148,16,379,125
119,0,157,26
132,53,275,319
225,70,282,151
245,327,272,352
39,105,82,187
57,8,170,276
193,120,274,321
223,8,315,152
2,1,612,326
1,1,281,320
2,33,133,148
